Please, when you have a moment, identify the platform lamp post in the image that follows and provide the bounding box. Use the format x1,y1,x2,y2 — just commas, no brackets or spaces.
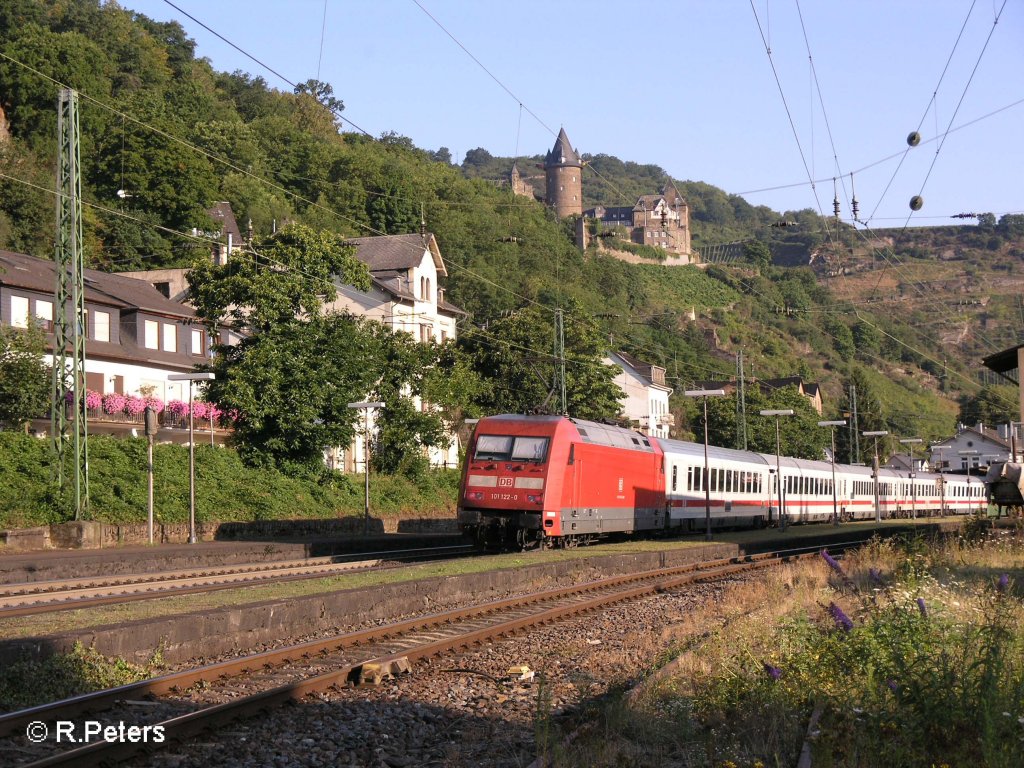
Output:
348,401,386,535
863,430,889,522
899,438,923,520
684,389,726,541
819,420,846,525
959,449,979,516
930,444,949,517
761,410,794,530
168,372,216,544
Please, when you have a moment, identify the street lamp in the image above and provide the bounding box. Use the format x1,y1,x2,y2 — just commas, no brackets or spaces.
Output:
959,449,979,515
930,444,949,517
684,389,726,540
761,409,794,530
899,438,923,520
348,401,386,535
819,420,846,525
168,372,216,544
863,430,889,522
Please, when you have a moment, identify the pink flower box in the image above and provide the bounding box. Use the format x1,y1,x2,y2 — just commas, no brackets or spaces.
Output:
102,392,127,415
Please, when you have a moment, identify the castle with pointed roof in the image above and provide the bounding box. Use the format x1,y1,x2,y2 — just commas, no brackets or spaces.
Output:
511,128,692,260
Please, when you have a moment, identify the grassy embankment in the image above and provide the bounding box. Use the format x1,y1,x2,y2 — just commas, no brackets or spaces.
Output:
0,432,459,529
553,524,1024,768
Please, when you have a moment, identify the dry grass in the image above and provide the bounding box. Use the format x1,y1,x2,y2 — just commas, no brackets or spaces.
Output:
560,528,1024,768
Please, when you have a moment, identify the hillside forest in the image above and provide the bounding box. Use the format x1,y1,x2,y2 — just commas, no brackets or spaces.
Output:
0,0,1022,479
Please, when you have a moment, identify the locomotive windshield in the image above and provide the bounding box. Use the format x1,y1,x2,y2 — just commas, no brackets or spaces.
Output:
474,434,549,462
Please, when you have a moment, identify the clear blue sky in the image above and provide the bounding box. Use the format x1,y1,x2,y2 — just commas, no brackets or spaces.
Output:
122,0,1022,227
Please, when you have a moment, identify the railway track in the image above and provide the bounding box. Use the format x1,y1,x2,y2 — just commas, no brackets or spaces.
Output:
0,545,476,619
0,542,851,767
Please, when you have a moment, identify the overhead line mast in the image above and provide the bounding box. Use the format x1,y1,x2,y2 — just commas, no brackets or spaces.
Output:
51,87,89,519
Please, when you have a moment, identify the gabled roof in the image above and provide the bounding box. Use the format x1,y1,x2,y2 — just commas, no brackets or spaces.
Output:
0,250,195,319
633,195,666,213
545,128,581,168
345,233,446,277
936,425,1012,450
607,350,671,390
438,298,468,317
662,181,686,205
585,205,633,221
369,271,416,302
207,201,242,243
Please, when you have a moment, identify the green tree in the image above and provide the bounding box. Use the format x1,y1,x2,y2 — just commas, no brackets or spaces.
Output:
187,224,373,471
0,323,49,430
188,223,370,333
700,386,825,460
958,385,1018,428
853,320,882,360
458,300,622,419
824,316,854,361
743,240,772,271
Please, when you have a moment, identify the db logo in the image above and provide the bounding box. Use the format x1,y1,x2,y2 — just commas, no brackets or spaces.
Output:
498,477,513,487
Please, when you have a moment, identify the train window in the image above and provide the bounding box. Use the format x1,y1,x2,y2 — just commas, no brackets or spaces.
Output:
475,435,513,459
511,437,549,461
672,465,678,492
687,466,694,491
474,435,550,462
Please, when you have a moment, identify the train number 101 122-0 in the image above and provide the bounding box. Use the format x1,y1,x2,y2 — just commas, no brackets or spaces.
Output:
490,493,516,501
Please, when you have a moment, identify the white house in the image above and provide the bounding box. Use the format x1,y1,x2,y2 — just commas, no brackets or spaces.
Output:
325,232,467,471
604,350,673,439
930,424,1016,473
328,233,463,343
0,249,223,444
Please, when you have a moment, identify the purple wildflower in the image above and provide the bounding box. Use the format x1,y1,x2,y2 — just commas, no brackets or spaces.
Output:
820,548,845,576
886,678,899,694
916,597,928,618
997,574,1010,593
763,662,783,681
869,567,883,585
828,602,854,632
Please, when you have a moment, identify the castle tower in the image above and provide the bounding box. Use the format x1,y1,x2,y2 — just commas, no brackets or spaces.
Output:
544,128,583,218
510,161,535,199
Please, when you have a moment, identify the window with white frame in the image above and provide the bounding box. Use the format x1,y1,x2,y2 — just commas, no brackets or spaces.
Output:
94,310,110,342
10,295,29,328
144,319,159,349
191,328,205,356
34,299,53,330
163,323,177,352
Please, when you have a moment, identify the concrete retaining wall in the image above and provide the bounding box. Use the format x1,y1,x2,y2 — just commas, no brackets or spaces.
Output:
0,543,737,666
0,517,459,551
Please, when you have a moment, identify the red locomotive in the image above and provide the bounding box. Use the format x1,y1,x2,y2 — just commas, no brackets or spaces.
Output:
458,414,665,548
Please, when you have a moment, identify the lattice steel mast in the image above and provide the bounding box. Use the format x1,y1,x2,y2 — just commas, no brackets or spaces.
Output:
51,88,89,518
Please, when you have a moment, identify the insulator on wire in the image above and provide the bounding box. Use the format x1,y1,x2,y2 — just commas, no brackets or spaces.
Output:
833,196,841,219
851,196,860,220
